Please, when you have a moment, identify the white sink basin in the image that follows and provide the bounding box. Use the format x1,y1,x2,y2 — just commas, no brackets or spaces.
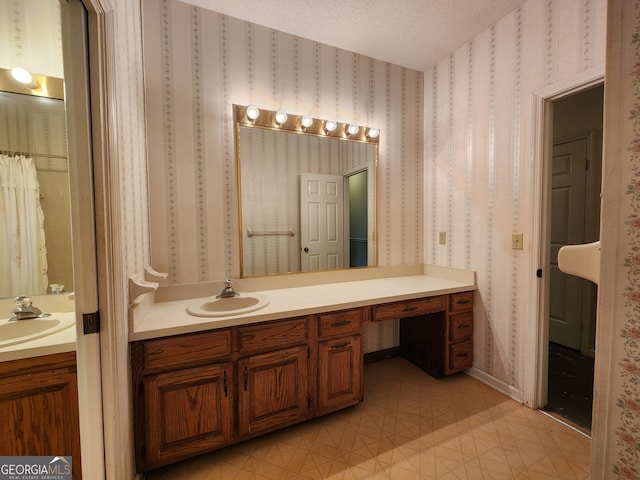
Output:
187,293,270,317
0,312,75,348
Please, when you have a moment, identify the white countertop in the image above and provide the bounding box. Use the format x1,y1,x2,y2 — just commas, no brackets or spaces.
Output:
130,273,476,342
0,316,76,362
0,295,77,363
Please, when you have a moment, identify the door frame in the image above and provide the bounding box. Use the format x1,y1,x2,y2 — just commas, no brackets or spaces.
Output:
68,1,137,478
524,66,604,411
60,1,105,478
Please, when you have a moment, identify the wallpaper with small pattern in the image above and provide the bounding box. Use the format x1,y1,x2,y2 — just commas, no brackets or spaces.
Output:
90,0,640,477
424,0,606,398
142,0,423,354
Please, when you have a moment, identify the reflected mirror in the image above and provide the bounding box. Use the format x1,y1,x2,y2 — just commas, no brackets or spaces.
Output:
235,105,378,277
0,86,73,299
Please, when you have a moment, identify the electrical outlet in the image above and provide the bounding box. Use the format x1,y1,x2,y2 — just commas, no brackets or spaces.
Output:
512,233,523,250
439,232,446,245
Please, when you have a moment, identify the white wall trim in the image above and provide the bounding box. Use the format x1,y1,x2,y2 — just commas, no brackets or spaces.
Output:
524,66,604,409
466,368,524,404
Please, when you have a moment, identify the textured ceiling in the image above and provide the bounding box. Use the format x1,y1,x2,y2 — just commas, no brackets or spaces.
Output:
184,0,528,71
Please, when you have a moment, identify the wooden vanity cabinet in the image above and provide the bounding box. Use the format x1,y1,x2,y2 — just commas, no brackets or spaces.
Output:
237,318,310,437
317,308,364,415
142,362,234,467
238,346,309,436
0,352,81,480
132,291,473,472
446,291,474,374
131,329,235,471
132,316,315,472
374,291,474,377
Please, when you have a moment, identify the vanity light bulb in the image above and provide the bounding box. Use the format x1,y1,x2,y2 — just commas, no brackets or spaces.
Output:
325,120,337,133
347,124,360,136
11,67,32,84
246,105,260,120
275,111,288,125
367,127,380,139
301,116,313,128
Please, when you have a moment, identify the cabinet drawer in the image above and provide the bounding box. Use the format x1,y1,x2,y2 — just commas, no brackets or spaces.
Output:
372,296,446,322
449,340,473,371
449,291,473,313
318,309,363,338
141,329,232,372
449,312,473,342
238,317,308,354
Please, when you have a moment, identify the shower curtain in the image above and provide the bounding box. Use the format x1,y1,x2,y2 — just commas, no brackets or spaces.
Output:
0,154,48,297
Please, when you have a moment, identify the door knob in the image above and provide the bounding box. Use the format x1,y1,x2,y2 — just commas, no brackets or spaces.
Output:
303,247,309,252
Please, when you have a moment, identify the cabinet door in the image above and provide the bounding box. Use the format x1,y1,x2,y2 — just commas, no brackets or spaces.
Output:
0,366,81,480
318,335,363,415
238,346,309,437
142,362,234,470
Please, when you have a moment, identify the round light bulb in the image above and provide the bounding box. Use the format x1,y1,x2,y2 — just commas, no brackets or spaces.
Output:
11,67,33,84
301,116,313,128
275,111,288,124
347,124,360,136
367,127,380,139
246,105,260,120
325,120,337,133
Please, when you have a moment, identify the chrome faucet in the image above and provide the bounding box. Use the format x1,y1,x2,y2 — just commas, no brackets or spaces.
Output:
217,279,238,299
12,296,43,320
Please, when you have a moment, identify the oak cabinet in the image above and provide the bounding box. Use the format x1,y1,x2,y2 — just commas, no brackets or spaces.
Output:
132,290,473,472
0,352,81,480
141,362,234,469
238,346,309,436
318,335,362,415
317,308,363,415
445,292,474,374
388,291,474,377
132,317,315,472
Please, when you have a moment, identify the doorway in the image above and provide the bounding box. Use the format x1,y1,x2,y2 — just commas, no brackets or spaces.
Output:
545,85,603,431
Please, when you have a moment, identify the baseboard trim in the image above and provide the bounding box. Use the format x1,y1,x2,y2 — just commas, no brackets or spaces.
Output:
466,367,524,404
364,347,401,364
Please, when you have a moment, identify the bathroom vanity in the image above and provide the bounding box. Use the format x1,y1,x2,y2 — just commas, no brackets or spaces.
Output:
130,272,475,472
0,352,81,478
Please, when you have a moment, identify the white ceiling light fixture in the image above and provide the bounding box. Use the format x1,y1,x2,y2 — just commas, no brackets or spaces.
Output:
347,124,360,136
246,104,260,121
301,116,313,129
11,67,33,85
275,110,288,125
367,127,380,139
324,120,337,133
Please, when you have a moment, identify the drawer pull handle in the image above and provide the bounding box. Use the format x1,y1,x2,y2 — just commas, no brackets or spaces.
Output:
223,370,228,397
331,342,350,349
330,320,351,327
457,324,470,329
456,299,471,305
456,352,469,358
243,366,248,391
402,306,419,313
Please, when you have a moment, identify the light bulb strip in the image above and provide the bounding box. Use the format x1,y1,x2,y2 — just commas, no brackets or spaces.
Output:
233,104,379,144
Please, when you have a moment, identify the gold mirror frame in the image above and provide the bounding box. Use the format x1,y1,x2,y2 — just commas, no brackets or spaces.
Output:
234,104,379,277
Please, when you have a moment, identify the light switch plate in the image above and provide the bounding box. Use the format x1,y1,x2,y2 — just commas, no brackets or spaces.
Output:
439,232,446,245
512,233,523,250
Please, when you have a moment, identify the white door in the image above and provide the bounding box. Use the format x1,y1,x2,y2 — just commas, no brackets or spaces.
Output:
61,1,105,477
300,173,344,271
549,137,588,350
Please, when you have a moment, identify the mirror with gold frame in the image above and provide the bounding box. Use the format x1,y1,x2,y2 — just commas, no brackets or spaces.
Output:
234,105,378,277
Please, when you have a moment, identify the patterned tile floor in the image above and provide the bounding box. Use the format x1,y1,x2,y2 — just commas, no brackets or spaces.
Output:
145,357,591,479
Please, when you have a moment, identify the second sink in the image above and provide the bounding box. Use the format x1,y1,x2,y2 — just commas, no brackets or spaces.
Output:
187,293,269,317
